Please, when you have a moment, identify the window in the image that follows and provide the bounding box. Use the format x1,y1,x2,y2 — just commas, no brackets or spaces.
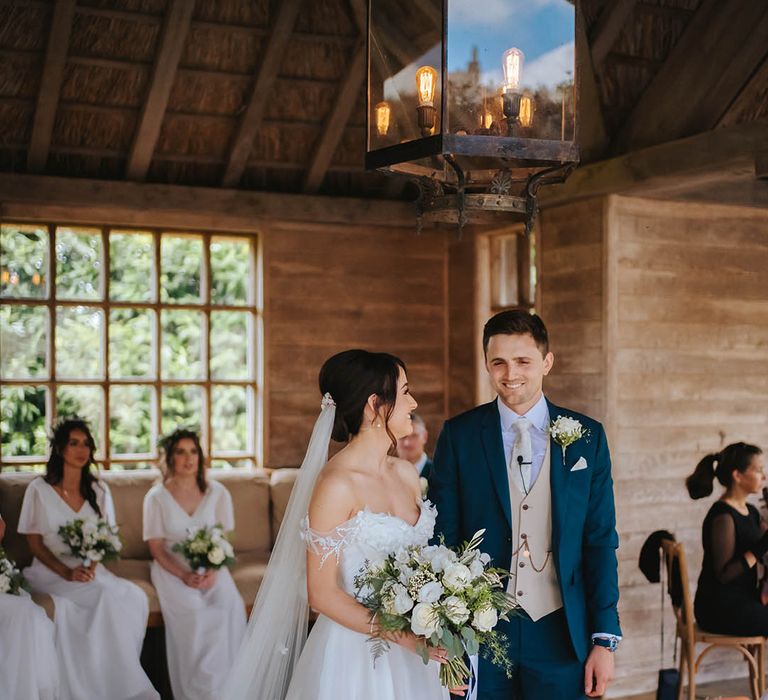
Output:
0,223,262,472
489,230,535,312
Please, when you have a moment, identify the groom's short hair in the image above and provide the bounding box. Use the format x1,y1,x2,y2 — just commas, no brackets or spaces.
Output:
483,310,549,356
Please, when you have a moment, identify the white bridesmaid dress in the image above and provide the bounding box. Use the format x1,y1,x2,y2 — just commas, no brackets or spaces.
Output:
17,477,158,700
143,480,247,700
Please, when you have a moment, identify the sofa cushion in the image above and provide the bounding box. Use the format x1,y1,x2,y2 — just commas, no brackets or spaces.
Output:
210,471,272,554
230,550,269,613
269,468,299,543
104,470,161,560
0,472,38,567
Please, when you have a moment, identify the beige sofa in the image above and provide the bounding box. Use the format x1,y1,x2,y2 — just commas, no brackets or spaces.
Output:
0,468,298,625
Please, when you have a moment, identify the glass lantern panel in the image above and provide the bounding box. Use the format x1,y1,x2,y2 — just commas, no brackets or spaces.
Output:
446,0,575,143
368,0,443,152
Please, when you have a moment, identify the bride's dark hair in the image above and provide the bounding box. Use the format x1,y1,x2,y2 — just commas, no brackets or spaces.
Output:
319,349,406,449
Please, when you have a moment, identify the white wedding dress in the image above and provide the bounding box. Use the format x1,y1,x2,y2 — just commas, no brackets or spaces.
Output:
285,501,448,700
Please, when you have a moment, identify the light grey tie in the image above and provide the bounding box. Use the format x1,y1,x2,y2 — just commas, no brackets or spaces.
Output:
511,417,533,495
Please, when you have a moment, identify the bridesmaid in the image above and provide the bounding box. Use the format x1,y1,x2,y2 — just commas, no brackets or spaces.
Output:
143,428,246,700
17,418,158,700
0,512,58,700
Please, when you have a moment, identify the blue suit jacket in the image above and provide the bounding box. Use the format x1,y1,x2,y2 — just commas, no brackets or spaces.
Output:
428,399,621,661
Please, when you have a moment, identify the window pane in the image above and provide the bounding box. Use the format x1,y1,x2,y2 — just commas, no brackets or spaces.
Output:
490,234,519,309
110,385,154,456
0,385,48,458
161,234,202,304
210,311,251,380
211,237,250,306
212,385,249,454
110,231,155,302
56,227,103,301
211,458,254,470
161,309,204,379
0,224,48,299
109,308,155,379
0,305,48,379
110,462,153,471
161,385,203,437
56,385,104,456
56,306,104,379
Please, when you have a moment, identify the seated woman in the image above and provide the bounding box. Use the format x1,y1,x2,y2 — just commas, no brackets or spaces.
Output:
17,418,158,700
687,442,768,635
143,428,246,700
0,512,58,700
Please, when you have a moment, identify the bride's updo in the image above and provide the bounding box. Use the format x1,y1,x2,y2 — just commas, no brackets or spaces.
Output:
319,349,406,445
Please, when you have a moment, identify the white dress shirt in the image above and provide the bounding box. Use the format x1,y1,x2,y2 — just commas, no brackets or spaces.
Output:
498,393,550,489
413,453,429,475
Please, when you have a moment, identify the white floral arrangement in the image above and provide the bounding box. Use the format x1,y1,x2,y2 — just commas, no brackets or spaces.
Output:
0,547,29,596
58,518,123,566
549,415,590,458
354,528,516,690
172,523,235,574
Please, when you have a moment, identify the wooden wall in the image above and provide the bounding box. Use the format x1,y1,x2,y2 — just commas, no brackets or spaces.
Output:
540,194,768,697
264,222,450,466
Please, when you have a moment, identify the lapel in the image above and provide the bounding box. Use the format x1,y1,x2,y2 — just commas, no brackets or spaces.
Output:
547,399,570,550
479,401,513,531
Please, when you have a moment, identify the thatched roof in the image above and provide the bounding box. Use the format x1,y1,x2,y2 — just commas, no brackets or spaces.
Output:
0,0,765,198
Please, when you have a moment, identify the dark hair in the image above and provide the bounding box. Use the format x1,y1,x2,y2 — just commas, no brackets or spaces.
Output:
45,418,103,517
482,310,549,356
160,429,207,494
686,442,763,499
319,349,406,450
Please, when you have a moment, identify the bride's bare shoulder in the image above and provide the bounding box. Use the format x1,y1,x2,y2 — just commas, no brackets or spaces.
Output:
308,464,357,527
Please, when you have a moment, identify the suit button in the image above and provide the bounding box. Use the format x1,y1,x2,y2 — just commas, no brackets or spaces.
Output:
519,562,525,568
522,504,529,510
506,536,512,543
517,590,524,596
520,533,527,539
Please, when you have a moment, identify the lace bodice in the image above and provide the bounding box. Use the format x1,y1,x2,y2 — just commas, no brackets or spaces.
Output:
301,501,436,596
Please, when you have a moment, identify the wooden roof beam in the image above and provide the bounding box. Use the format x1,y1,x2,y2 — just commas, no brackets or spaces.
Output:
221,0,304,188
576,7,609,162
126,0,194,181
27,0,76,172
590,0,637,68
614,0,768,153
717,54,768,129
302,40,366,193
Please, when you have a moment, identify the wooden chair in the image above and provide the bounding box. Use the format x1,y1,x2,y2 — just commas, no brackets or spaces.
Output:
660,539,766,700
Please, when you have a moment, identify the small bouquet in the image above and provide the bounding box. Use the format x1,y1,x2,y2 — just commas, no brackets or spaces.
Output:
58,518,123,567
172,524,235,574
354,529,516,690
549,415,590,459
0,547,29,596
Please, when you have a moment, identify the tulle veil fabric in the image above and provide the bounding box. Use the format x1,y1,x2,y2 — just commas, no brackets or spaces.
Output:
220,395,336,700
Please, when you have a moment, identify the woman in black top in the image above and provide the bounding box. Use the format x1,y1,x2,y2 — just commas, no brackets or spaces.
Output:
687,442,768,635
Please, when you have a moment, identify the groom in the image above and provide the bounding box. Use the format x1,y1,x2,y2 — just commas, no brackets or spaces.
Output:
429,310,621,699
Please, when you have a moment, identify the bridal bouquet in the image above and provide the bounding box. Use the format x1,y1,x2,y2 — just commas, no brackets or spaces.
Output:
172,524,235,574
58,518,123,567
354,529,516,690
0,547,29,596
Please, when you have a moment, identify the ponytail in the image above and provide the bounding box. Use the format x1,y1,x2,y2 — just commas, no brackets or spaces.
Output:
686,442,763,499
686,454,718,499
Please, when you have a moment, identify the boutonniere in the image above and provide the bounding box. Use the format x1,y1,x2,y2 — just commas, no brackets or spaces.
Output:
549,415,590,460
419,476,429,500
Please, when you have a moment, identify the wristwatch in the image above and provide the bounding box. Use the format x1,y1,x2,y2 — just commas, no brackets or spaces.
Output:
592,637,619,652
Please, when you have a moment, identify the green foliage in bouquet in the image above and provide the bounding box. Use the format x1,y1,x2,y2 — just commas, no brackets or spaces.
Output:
0,546,31,596
354,529,517,689
172,523,235,572
58,518,123,565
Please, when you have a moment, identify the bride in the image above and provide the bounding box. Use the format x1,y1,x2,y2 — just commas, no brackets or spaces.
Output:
221,349,459,699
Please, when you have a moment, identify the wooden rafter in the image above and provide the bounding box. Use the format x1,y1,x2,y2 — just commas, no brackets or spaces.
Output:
27,0,76,172
126,0,194,181
717,54,768,129
303,40,366,193
614,0,768,153
590,0,637,68
221,0,304,188
576,7,608,162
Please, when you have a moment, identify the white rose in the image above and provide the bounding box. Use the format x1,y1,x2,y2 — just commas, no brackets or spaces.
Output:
417,581,444,604
479,552,491,565
443,595,470,625
469,559,484,578
0,573,10,593
82,521,97,535
410,602,440,637
442,563,472,591
85,549,102,562
208,547,225,565
472,605,498,632
222,541,234,558
430,547,457,573
392,584,415,614
394,548,410,565
398,565,414,585
110,536,122,551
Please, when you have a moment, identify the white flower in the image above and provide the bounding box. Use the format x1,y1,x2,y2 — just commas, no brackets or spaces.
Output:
398,565,414,584
0,573,10,593
82,521,97,536
410,602,440,637
417,581,444,603
479,552,491,565
443,595,470,625
208,547,225,565
442,562,472,591
85,549,102,562
222,541,234,558
392,584,415,614
549,415,589,457
110,535,122,551
472,605,498,632
394,548,410,565
469,558,484,578
430,547,458,573
420,477,429,499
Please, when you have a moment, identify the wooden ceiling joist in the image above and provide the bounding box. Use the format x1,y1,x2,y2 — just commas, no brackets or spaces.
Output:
717,54,768,129
303,40,366,193
576,7,609,162
221,0,304,188
614,0,768,153
126,0,194,181
27,0,76,173
590,0,637,68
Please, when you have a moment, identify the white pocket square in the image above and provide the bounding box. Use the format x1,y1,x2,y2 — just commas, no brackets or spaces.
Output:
570,457,588,472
